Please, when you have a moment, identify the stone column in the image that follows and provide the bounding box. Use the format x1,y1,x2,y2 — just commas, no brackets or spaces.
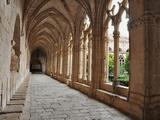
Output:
65,48,69,78
106,40,109,82
52,54,54,75
107,0,127,91
67,47,70,78
79,39,83,80
87,34,92,83
71,26,81,85
103,36,109,83
57,50,61,75
91,0,107,96
53,53,55,74
56,52,59,75
113,31,120,90
62,47,67,78
129,0,160,119
50,52,54,76
82,34,87,80
54,52,58,75
60,49,63,75
69,44,73,79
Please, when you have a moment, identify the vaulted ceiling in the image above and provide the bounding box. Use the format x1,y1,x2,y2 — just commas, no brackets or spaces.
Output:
23,0,110,54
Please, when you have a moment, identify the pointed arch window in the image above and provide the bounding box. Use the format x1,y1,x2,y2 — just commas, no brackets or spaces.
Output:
102,0,130,97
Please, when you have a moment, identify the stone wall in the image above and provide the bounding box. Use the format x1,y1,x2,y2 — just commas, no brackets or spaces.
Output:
0,0,29,110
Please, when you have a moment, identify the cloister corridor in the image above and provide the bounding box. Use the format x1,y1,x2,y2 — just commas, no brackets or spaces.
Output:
1,0,160,120
19,74,130,120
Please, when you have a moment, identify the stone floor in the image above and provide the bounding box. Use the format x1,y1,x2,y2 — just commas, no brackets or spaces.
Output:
21,74,132,120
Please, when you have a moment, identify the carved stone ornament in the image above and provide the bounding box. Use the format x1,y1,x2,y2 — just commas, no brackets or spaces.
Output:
129,12,160,30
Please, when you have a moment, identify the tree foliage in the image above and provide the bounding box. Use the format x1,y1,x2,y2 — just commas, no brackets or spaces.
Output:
108,52,130,86
124,52,129,73
109,54,114,74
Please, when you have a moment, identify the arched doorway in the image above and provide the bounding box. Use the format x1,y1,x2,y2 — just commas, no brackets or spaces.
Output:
30,48,47,74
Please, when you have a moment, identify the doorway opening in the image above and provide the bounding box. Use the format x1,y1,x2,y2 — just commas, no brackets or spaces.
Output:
30,48,47,74
30,60,42,73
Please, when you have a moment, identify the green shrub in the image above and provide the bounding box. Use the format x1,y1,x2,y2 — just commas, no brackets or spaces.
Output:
107,52,130,86
109,54,114,75
125,52,129,73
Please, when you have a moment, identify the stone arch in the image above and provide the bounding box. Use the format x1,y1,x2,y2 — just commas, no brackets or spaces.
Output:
10,15,21,72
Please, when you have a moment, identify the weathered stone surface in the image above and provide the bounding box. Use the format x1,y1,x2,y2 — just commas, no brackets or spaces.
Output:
8,100,25,105
0,113,21,120
0,76,29,120
21,74,131,120
0,0,29,110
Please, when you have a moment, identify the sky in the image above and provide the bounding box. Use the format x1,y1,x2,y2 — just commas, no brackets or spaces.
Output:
108,0,129,38
84,0,129,38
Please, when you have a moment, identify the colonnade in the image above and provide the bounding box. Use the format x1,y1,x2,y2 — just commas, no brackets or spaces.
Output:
44,0,129,102
30,0,160,119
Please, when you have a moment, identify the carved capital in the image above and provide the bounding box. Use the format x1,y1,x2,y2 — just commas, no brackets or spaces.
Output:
113,31,120,39
129,12,160,30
